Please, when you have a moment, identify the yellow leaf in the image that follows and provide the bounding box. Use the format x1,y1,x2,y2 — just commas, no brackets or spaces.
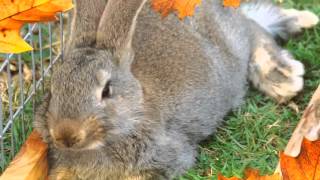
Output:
0,18,32,53
0,0,73,53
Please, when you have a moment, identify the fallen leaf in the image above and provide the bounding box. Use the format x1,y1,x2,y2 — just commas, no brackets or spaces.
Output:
0,130,48,180
218,173,241,180
218,86,320,180
284,85,320,157
280,138,320,180
245,170,280,180
0,0,73,53
218,169,280,180
152,0,202,19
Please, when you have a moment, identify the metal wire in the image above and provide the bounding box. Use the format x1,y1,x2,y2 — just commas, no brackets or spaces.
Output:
0,14,65,172
0,97,4,169
6,54,14,157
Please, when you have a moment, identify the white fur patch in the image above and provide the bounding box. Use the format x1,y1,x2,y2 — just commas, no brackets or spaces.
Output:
282,9,319,28
96,70,111,86
280,50,305,76
240,2,284,36
241,2,319,39
95,70,111,102
85,140,105,150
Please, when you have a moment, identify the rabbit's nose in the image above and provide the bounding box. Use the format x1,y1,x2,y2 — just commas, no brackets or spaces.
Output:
52,126,84,149
63,136,80,148
55,135,81,148
50,119,87,149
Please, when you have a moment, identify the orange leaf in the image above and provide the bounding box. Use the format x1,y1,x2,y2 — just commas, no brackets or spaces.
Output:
223,0,241,8
152,0,202,19
0,0,73,53
0,0,50,20
245,169,280,180
280,138,320,180
0,130,48,180
218,173,241,180
12,0,73,22
218,169,280,180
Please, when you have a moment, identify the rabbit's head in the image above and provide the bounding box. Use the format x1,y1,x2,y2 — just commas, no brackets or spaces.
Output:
48,49,144,151
34,0,148,151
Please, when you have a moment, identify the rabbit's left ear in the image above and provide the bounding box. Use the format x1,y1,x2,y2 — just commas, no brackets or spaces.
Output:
96,0,148,55
67,0,107,50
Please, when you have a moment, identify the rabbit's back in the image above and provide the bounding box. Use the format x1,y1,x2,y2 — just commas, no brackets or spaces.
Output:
132,0,252,142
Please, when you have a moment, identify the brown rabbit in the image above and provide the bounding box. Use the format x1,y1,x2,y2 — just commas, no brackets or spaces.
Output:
34,0,318,179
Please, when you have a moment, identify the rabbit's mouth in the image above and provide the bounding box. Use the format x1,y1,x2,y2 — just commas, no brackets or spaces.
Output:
52,138,105,151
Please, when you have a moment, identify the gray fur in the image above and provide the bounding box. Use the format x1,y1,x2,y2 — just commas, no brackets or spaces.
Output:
33,0,315,179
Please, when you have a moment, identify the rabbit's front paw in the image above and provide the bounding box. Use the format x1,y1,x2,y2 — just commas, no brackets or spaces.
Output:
250,48,304,103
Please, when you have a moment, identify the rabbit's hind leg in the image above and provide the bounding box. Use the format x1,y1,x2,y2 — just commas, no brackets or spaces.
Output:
249,39,304,103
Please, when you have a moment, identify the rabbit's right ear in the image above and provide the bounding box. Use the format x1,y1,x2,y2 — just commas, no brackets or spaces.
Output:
67,0,108,50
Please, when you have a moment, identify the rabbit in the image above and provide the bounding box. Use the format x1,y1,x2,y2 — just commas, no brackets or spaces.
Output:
34,0,319,179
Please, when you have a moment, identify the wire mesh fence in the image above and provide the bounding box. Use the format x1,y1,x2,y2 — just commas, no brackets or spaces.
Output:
0,13,66,173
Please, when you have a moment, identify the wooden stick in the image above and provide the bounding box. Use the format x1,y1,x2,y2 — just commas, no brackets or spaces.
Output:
284,85,320,157
0,130,48,180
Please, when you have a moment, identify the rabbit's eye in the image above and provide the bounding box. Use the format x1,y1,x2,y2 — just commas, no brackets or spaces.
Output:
102,81,112,99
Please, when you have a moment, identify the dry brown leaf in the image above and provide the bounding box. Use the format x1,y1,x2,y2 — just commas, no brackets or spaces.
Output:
285,85,320,157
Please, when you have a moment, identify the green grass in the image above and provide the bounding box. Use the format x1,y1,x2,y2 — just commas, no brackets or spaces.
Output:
183,1,320,179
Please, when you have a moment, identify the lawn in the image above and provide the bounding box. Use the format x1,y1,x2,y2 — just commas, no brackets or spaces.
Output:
182,0,320,179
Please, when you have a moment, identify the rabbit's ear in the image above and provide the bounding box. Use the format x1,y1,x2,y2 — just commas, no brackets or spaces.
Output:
96,0,148,56
67,0,108,49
